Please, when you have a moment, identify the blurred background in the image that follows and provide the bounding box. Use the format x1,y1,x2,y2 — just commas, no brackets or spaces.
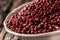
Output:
0,0,34,40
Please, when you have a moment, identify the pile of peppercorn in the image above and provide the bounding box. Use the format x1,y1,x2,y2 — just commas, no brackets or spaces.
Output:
6,0,60,34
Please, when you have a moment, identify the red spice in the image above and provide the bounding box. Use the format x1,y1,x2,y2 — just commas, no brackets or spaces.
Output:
6,0,60,34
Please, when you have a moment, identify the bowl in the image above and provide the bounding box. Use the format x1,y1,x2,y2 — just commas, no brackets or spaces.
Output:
3,2,60,40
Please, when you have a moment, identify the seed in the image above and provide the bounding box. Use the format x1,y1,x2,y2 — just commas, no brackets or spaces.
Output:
57,18,60,21
6,0,60,34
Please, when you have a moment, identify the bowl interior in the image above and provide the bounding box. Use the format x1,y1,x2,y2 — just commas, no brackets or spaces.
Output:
3,2,60,37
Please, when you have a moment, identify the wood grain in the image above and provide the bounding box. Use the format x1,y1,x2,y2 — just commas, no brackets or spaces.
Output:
0,28,6,40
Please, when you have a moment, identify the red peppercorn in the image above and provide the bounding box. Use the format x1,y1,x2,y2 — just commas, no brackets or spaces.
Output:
6,0,60,34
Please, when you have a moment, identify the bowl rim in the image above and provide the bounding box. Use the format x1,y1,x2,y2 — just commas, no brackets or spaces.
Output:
3,2,60,37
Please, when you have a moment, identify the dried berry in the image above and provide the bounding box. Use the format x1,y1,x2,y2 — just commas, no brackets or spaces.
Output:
6,0,60,34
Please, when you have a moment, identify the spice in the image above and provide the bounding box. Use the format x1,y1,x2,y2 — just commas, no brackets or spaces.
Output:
6,0,60,34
